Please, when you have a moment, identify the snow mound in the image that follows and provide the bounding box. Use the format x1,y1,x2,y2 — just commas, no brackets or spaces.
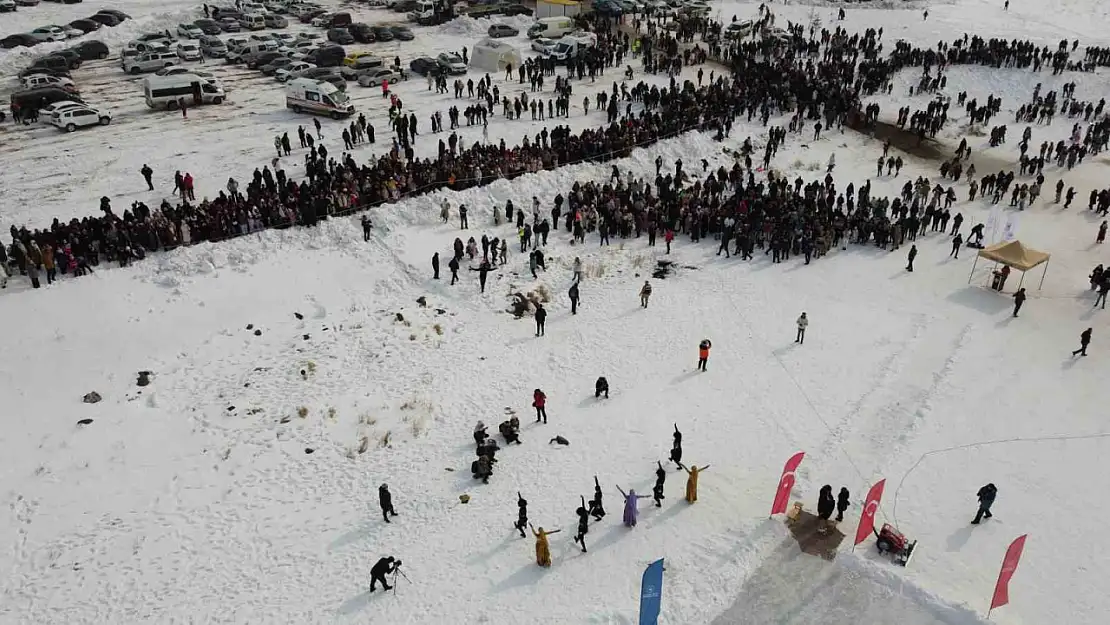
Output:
435,14,535,39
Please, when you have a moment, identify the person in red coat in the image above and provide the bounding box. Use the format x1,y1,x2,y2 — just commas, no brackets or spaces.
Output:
532,389,547,423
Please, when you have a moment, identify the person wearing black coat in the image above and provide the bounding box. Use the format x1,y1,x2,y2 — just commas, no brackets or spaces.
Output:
669,424,683,468
652,461,666,507
817,485,835,520
972,483,997,524
587,475,605,520
514,492,528,537
1072,328,1092,356
534,305,547,336
1012,288,1026,317
574,497,591,552
379,484,398,523
835,487,850,522
568,281,580,315
595,376,609,398
448,256,460,285
370,556,398,592
432,252,440,279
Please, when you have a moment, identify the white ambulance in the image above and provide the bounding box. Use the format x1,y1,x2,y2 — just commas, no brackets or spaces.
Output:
284,77,354,118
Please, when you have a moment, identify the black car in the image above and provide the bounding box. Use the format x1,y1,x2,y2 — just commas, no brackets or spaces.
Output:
11,87,83,113
48,48,83,67
193,18,223,35
499,3,532,15
28,54,80,73
60,0,82,4
68,19,102,33
1,34,41,49
261,57,293,75
304,45,345,67
349,22,375,43
371,25,393,41
67,40,110,59
246,50,282,69
327,27,354,44
299,8,327,22
87,13,122,26
389,25,414,41
96,8,131,20
18,64,70,79
408,56,440,76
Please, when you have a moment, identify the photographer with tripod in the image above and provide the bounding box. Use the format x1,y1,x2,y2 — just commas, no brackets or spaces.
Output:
369,556,408,593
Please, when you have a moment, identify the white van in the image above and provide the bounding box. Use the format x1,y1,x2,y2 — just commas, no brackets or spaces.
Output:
239,13,267,30
527,17,574,40
123,51,179,74
285,77,354,119
227,39,278,63
546,31,597,63
144,74,226,109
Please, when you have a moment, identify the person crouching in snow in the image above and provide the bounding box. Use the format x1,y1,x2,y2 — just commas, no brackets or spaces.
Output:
616,486,649,527
595,376,609,398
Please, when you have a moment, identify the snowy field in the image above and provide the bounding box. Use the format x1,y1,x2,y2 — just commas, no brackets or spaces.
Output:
2,0,1110,623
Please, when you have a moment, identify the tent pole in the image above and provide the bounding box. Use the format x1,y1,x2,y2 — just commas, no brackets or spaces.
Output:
1017,271,1025,291
968,256,978,284
1039,258,1049,290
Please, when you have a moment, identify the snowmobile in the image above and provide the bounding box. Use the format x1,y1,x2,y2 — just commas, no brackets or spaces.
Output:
874,523,917,566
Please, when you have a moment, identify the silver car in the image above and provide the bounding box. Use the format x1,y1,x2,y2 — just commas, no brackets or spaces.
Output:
200,36,228,57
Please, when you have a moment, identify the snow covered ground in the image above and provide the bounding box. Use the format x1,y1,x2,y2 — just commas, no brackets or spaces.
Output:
2,0,1110,623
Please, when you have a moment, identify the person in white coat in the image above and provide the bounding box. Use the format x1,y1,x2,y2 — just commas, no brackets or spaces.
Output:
826,153,836,173
795,312,808,344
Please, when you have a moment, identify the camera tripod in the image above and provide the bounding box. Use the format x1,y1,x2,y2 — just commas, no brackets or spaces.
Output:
391,565,411,595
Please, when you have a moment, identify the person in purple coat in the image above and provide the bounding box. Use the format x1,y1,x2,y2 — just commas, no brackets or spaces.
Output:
616,485,649,527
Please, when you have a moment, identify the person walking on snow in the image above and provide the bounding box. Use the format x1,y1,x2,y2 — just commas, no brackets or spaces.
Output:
697,339,712,371
836,487,850,522
533,388,548,423
568,281,580,315
140,164,154,191
906,244,918,272
972,483,997,524
1012,288,1026,317
379,484,398,523
1072,328,1092,356
639,280,653,308
432,252,440,279
616,486,649,527
795,312,808,344
680,462,710,503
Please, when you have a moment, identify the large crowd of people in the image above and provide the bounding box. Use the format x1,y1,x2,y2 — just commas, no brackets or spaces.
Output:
2,6,1106,291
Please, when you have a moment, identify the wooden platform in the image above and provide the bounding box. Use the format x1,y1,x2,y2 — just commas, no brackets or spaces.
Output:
786,510,845,561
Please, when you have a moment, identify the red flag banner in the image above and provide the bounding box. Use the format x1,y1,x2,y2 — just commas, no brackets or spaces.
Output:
854,479,886,546
990,535,1028,612
770,451,805,516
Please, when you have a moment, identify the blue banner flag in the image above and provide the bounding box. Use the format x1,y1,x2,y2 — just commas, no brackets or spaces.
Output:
638,558,664,625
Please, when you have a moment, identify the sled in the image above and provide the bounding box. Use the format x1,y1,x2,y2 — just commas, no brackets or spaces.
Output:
875,523,917,567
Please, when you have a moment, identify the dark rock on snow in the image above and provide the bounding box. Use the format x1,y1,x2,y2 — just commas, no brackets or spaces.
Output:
77,418,94,425
136,371,152,387
82,391,102,404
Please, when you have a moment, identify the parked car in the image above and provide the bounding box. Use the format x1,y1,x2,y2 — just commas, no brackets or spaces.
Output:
499,3,532,15
193,18,223,35
304,45,344,67
357,67,401,87
261,56,294,75
247,50,282,69
11,87,83,115
47,48,83,67
275,61,315,81
87,12,123,26
272,32,296,44
264,14,288,28
39,100,88,120
408,56,440,76
0,0,16,12
531,37,556,53
29,54,80,73
136,32,173,43
327,27,353,44
218,16,242,31
317,73,346,91
298,66,337,80
371,25,393,41
31,27,68,43
16,0,39,5
126,40,171,54
436,52,466,74
1,34,41,49
339,56,382,79
343,51,376,67
96,9,131,20
487,23,518,38
21,73,77,90
388,25,414,41
349,22,375,43
68,19,103,34
177,41,202,60
300,8,327,22
67,40,110,59
199,36,227,57
18,64,69,79
177,23,204,39
49,104,112,132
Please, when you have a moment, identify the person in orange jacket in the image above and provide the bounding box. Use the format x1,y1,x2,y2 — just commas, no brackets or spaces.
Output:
697,339,711,371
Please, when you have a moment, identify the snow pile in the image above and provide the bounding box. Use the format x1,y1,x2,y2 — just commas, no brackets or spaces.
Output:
435,14,536,39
